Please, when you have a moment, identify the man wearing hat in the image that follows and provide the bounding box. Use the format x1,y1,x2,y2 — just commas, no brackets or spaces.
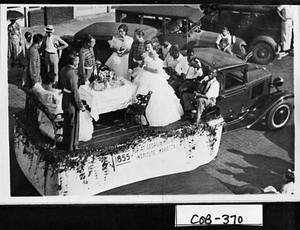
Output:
42,25,68,85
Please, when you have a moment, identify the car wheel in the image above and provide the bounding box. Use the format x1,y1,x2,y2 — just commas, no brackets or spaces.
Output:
251,42,275,65
266,101,293,131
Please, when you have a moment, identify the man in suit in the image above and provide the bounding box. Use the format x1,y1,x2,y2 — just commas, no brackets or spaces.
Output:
60,51,86,151
43,25,68,85
182,69,219,122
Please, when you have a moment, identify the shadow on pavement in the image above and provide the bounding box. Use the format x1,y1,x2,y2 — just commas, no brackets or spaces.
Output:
8,67,23,87
9,107,24,117
263,124,294,160
219,149,294,191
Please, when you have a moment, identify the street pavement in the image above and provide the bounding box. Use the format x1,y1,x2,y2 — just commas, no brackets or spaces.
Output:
7,11,296,196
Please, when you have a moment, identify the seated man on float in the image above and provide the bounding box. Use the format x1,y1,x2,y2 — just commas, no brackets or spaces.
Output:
163,44,183,82
174,48,203,99
182,69,220,122
157,34,172,60
32,72,64,141
32,72,94,142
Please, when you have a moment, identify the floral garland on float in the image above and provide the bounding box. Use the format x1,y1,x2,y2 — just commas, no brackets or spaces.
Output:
13,109,224,195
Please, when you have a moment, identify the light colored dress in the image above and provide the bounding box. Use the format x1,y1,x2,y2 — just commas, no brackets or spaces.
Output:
105,35,133,81
33,83,93,142
8,21,22,64
133,51,183,127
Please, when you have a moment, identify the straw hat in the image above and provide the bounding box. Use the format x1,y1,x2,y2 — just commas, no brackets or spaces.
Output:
45,25,55,33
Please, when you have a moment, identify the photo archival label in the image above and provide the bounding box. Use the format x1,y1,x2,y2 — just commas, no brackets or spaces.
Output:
175,204,263,226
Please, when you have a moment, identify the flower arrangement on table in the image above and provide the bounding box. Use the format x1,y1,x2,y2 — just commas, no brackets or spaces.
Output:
89,62,125,91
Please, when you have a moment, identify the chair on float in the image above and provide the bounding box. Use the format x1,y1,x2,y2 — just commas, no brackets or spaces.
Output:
21,87,64,147
124,91,153,132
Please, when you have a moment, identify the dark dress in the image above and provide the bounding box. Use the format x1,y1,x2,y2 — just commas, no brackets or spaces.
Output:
60,65,84,151
128,40,145,70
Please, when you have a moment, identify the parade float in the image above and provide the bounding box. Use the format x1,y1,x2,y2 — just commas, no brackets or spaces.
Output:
11,58,225,196
13,110,224,196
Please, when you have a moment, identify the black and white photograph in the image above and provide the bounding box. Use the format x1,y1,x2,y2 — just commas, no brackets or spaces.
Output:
1,3,299,205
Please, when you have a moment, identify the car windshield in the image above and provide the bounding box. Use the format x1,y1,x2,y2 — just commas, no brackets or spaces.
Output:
165,17,200,34
225,70,244,90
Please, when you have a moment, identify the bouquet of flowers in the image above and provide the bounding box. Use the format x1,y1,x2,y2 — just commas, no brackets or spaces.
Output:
117,46,126,57
90,62,125,91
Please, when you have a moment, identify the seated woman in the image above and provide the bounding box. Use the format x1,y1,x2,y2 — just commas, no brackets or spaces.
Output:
33,72,93,142
132,40,183,127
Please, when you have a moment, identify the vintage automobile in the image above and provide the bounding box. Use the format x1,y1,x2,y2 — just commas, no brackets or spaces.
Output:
200,4,283,65
192,47,294,132
115,5,248,59
73,22,159,63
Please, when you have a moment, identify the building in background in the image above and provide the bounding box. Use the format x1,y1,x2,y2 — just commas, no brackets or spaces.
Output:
6,5,113,28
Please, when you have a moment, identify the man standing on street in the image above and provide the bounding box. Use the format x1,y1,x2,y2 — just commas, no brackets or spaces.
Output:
277,5,295,58
22,33,43,119
43,25,68,85
24,33,44,88
60,51,85,151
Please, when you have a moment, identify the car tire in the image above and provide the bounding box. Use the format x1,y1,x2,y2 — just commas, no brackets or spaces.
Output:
266,100,293,131
251,42,275,65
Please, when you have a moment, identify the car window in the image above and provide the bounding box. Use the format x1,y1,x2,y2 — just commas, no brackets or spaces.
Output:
141,15,163,29
119,12,163,30
166,18,190,34
225,70,244,90
251,13,268,28
220,10,269,29
119,13,140,24
219,10,244,27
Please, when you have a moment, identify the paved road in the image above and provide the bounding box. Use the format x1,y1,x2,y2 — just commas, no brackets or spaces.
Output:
7,12,295,196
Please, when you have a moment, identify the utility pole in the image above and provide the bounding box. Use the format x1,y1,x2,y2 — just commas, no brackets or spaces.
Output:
24,6,28,27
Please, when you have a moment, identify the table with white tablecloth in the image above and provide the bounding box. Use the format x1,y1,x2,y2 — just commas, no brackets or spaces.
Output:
78,77,137,121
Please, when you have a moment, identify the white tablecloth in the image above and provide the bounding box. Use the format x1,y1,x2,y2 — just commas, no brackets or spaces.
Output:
79,77,137,121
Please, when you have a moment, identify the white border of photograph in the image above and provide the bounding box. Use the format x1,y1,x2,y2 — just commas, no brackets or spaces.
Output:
1,3,299,204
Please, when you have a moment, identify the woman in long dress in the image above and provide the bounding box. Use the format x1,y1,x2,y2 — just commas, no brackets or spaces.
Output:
8,19,23,67
105,24,133,81
132,40,183,127
33,73,93,142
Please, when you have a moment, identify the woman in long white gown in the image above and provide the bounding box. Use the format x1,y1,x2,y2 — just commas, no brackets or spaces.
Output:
132,40,183,127
105,24,134,81
33,73,93,142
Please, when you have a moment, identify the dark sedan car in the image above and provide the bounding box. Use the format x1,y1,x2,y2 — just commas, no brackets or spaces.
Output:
193,48,294,132
115,5,248,59
201,4,283,65
73,22,159,64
